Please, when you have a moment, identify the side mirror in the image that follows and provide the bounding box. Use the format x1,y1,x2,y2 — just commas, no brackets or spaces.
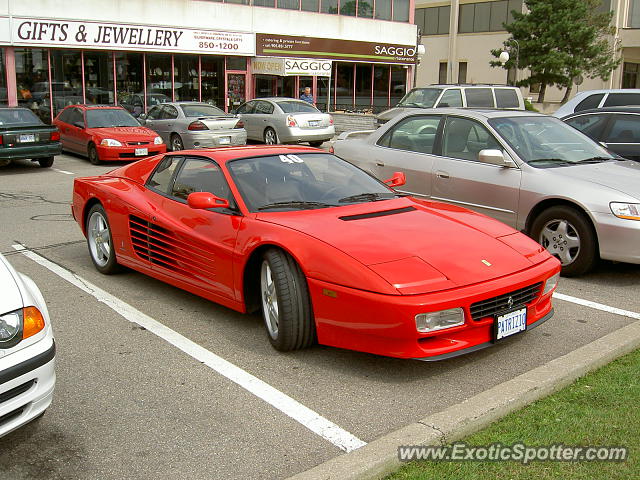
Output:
138,113,147,121
384,171,406,187
187,192,230,210
478,149,516,167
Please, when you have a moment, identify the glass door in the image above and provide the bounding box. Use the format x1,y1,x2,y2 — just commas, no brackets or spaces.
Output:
226,73,246,112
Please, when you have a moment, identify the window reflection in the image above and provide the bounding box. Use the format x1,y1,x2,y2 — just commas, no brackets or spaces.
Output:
147,54,172,100
375,0,392,20
15,48,50,122
84,51,114,105
0,50,6,106
50,50,83,119
115,52,144,116
174,54,199,102
201,56,224,108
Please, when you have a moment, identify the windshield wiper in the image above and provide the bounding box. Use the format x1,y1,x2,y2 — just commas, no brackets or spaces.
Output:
575,156,614,164
338,192,398,203
527,158,574,166
258,201,336,211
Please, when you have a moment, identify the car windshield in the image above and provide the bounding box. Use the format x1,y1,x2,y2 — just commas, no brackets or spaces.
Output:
397,88,442,108
0,108,42,126
488,116,616,166
275,101,319,114
181,104,227,117
227,153,398,212
86,109,140,128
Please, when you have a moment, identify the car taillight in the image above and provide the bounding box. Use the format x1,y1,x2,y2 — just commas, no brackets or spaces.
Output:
50,131,60,141
188,121,209,131
329,146,334,154
235,120,245,129
329,115,334,125
286,115,298,127
0,134,3,146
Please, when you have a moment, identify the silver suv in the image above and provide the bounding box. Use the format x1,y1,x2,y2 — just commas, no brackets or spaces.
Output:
376,85,525,126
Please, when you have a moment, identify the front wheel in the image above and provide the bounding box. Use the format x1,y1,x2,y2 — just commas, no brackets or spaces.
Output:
260,249,315,351
170,134,184,151
37,157,54,168
264,128,278,145
88,144,102,165
530,206,598,276
86,204,121,274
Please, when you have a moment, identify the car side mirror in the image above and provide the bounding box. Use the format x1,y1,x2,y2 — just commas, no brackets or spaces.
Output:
138,113,147,121
187,192,230,210
478,149,516,167
384,171,406,187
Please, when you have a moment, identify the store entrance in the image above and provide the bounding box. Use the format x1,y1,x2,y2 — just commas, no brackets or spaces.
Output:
226,73,246,112
254,75,295,98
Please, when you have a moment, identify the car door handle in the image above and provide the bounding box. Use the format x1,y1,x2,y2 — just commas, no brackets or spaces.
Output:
436,171,450,179
376,161,385,167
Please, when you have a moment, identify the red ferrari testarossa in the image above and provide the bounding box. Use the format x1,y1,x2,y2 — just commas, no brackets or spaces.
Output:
72,145,560,360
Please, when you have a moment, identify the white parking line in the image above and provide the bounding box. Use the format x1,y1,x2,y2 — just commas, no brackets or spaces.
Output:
553,292,640,320
11,244,367,453
52,168,74,175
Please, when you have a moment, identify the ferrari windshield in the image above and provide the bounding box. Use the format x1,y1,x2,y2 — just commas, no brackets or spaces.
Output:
227,153,398,211
397,88,442,108
86,109,140,128
488,116,616,166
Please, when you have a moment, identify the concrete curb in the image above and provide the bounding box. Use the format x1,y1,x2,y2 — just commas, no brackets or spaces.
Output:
287,318,640,480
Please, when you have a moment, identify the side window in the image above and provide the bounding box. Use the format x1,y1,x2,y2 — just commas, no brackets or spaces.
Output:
236,102,255,114
57,108,72,123
171,157,232,202
68,108,84,127
147,106,162,120
442,117,501,162
575,93,605,112
464,88,494,108
162,105,178,120
606,115,640,143
494,89,520,109
255,101,274,114
377,116,442,154
437,89,462,108
603,93,640,108
565,114,609,140
147,156,182,193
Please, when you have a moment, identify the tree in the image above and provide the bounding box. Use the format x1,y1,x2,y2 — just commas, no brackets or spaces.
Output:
490,0,620,103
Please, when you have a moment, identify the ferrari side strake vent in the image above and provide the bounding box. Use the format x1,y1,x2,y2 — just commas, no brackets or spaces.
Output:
128,215,217,280
339,206,416,221
469,282,543,321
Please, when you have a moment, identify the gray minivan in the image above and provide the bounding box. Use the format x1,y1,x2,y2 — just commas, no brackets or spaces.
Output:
376,85,525,126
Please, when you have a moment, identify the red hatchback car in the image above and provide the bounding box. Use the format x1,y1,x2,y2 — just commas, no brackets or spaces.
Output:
54,105,166,164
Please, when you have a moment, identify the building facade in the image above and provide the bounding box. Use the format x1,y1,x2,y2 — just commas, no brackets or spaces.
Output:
414,0,640,103
0,0,418,122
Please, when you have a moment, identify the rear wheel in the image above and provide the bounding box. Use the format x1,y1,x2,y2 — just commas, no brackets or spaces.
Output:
37,157,54,168
309,141,324,148
88,144,102,165
86,204,121,274
170,134,184,151
260,249,315,351
264,128,278,145
531,206,598,276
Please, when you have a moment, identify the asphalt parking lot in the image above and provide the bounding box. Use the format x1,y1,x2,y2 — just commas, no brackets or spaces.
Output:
1,153,639,480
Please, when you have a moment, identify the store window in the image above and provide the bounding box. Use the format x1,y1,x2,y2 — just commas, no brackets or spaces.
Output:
227,57,247,71
84,51,114,105
375,0,392,20
321,0,338,14
316,77,330,112
438,62,447,84
115,52,144,112
278,0,300,9
15,48,50,121
393,0,410,22
390,65,406,106
373,65,390,112
459,0,522,33
174,54,199,102
359,0,373,18
355,64,372,110
147,54,172,101
201,56,224,108
50,50,83,119
0,49,7,106
335,63,354,110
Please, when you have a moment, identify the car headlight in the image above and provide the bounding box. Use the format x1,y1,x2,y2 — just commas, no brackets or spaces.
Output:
415,308,465,333
0,307,45,349
542,272,560,296
100,138,123,147
610,202,640,221
153,136,163,145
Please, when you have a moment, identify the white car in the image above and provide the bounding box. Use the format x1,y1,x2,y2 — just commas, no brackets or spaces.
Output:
553,89,640,118
0,253,55,438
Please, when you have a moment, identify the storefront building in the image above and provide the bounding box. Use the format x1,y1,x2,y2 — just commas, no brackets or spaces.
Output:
0,0,418,122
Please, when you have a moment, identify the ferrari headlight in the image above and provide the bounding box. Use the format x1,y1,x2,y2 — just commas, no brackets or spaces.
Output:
542,272,560,296
610,202,640,220
416,308,464,333
153,136,163,145
100,138,123,147
0,309,22,344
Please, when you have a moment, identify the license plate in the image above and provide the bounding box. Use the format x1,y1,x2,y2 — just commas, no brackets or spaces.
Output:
494,307,527,341
308,120,320,127
19,134,36,143
135,148,148,156
219,136,231,145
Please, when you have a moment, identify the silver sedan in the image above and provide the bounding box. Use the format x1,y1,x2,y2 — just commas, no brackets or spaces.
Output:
235,97,335,147
332,108,640,276
141,102,247,151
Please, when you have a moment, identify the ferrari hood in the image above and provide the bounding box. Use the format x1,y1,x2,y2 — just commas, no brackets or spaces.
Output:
258,198,549,294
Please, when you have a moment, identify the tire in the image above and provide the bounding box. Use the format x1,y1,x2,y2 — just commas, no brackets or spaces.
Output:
260,249,315,351
37,157,54,168
88,144,102,165
309,141,324,148
530,206,598,276
170,134,184,151
86,204,121,274
264,127,278,145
